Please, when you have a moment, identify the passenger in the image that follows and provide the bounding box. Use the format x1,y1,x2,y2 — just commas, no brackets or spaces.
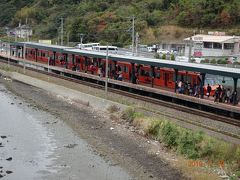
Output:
188,83,193,96
232,91,238,105
217,85,222,97
97,67,102,78
76,64,80,72
111,69,116,79
225,88,231,103
214,89,219,102
117,71,123,81
178,80,183,93
206,84,212,98
89,63,94,74
220,87,226,103
184,81,188,94
72,65,76,71
194,85,199,98
135,72,139,84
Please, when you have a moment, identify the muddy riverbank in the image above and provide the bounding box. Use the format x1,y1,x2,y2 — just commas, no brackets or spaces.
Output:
0,77,183,179
0,82,132,180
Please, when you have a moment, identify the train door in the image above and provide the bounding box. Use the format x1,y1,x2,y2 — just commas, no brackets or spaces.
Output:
164,72,169,87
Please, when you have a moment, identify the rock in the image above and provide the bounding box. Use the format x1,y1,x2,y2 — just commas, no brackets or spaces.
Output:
0,136,7,139
6,157,12,161
0,167,2,169
6,170,13,174
149,175,154,178
0,174,4,178
110,127,114,130
10,103,14,105
64,144,78,148
19,102,22,105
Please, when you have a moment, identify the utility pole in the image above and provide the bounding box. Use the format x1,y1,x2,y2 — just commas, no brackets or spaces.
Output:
7,33,10,68
188,37,192,62
67,31,70,46
23,43,26,73
105,44,109,96
132,16,135,56
135,32,139,56
79,33,84,48
60,17,64,46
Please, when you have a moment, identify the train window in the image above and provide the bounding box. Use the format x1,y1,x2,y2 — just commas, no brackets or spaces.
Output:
156,72,160,79
123,65,128,73
187,76,192,83
145,71,149,77
140,69,145,76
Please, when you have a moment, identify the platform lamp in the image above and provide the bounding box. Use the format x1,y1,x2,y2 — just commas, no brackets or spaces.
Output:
105,44,109,96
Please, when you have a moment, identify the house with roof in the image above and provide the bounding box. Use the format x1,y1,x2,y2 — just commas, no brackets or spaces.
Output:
184,33,240,58
14,23,32,39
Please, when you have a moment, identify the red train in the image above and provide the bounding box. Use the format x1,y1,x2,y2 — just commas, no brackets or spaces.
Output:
24,46,210,95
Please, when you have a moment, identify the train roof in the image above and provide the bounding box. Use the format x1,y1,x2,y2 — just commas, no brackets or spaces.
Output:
64,48,240,78
13,42,240,78
13,42,73,52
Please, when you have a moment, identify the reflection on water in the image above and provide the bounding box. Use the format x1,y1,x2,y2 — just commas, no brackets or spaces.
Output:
0,83,131,180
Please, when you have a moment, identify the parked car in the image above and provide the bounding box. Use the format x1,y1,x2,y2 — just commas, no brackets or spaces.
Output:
157,49,170,54
175,56,189,62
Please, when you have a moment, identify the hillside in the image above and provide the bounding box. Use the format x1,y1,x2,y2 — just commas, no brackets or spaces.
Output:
0,0,240,46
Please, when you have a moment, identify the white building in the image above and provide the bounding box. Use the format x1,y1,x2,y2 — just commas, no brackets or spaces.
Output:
14,24,32,39
184,34,240,58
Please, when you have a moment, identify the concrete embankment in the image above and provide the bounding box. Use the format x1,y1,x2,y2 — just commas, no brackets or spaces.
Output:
0,70,127,112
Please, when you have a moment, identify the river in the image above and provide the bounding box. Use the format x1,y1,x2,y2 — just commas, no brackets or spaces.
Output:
0,82,131,180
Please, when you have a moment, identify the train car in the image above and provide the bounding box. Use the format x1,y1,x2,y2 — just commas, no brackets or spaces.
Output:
23,44,204,93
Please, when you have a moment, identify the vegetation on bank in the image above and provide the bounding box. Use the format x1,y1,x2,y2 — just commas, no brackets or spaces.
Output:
121,107,240,178
0,0,240,45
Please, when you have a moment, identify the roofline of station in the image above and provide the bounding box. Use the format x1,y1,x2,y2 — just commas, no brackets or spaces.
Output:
12,42,240,79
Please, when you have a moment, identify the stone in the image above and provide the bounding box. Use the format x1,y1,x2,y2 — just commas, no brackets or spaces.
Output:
6,157,12,161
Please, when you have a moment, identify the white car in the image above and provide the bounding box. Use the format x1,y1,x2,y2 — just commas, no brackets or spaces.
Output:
175,56,189,62
157,49,170,54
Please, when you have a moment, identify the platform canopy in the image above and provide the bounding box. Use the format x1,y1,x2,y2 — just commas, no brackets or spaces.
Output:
64,48,240,79
12,42,73,53
12,42,240,79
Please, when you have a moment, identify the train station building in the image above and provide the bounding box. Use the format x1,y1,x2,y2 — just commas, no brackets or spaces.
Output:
184,33,240,58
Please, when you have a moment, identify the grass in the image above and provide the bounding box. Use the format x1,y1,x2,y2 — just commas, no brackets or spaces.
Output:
121,107,240,175
107,104,120,113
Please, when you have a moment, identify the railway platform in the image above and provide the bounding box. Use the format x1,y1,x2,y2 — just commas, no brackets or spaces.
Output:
0,53,239,120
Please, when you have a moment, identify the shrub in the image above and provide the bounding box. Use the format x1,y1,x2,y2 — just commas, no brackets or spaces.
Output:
121,107,142,123
178,130,203,159
210,59,216,64
217,59,227,64
154,53,160,59
107,104,119,113
199,137,215,158
148,119,162,138
160,121,179,148
162,54,166,59
170,54,175,61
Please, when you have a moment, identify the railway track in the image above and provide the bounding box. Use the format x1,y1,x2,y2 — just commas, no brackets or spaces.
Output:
1,57,240,130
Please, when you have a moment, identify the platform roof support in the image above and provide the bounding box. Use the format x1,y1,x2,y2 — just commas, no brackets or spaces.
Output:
72,54,75,65
233,78,238,92
174,69,178,93
131,63,136,84
200,73,206,99
35,48,38,62
151,65,155,88
53,51,56,66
